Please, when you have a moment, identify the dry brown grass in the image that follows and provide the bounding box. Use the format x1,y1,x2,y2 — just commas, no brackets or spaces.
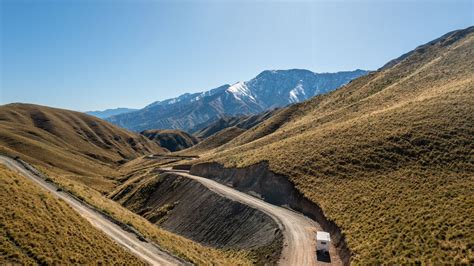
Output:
0,103,166,192
181,126,246,155
0,165,143,264
35,164,252,265
0,103,253,265
197,28,474,263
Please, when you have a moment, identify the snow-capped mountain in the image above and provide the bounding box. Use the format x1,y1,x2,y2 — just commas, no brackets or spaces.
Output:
106,69,368,132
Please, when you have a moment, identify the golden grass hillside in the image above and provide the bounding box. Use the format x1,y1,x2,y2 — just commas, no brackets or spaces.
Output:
181,126,246,155
0,103,253,264
0,165,143,264
33,162,252,265
0,103,166,192
198,27,474,263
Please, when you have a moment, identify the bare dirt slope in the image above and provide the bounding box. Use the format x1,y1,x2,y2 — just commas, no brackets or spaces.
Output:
111,171,283,264
163,168,341,266
0,156,184,266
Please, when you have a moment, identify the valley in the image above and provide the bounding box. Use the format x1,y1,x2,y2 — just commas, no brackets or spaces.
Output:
0,156,183,265
1,24,472,265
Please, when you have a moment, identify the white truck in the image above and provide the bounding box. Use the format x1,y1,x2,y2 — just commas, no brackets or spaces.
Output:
316,231,331,254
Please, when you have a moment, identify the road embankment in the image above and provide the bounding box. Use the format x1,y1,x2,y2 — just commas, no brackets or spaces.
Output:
111,172,283,264
190,162,349,265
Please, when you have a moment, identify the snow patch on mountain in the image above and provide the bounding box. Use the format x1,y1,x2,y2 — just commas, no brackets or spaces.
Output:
167,98,179,104
289,82,306,103
106,69,369,132
227,82,257,103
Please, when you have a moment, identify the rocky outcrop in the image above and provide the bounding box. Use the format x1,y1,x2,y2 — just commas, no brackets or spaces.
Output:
190,162,351,265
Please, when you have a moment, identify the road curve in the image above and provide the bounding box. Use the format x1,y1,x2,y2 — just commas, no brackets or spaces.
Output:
0,156,183,266
163,168,341,266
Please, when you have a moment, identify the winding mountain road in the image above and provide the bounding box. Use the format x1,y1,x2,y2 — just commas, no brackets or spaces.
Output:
0,156,183,266
163,168,341,266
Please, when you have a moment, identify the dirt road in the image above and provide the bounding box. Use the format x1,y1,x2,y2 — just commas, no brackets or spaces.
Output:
164,168,341,266
0,156,183,266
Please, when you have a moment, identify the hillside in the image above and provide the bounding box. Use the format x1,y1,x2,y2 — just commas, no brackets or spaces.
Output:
0,165,142,264
0,103,165,192
0,103,254,265
141,129,199,152
107,69,368,132
196,27,474,263
192,109,278,139
183,127,246,155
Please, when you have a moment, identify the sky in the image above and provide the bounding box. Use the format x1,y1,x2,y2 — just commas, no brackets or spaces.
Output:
1,0,473,111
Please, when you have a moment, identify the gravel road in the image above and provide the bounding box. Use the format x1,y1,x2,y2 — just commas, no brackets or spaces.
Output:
0,156,183,266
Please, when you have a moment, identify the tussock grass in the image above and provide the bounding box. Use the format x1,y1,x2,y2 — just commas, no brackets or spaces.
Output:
182,126,246,155
0,103,165,192
0,104,252,264
37,165,252,265
198,28,474,263
0,165,143,264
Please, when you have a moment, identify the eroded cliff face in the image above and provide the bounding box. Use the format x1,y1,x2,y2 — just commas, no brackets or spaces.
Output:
190,162,351,265
111,172,282,263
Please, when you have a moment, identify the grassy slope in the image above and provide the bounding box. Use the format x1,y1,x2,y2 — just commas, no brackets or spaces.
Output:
199,28,474,263
0,165,143,265
0,103,166,192
181,127,246,155
193,116,245,139
36,164,251,265
215,105,299,152
0,103,252,265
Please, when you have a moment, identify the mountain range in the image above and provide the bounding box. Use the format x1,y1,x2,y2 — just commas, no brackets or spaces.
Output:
104,69,368,132
86,107,137,119
0,26,472,265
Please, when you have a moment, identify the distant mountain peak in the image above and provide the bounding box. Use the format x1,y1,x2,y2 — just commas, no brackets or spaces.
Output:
86,107,137,119
106,68,369,132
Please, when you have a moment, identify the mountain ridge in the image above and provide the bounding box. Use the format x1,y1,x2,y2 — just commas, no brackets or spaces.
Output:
86,107,138,119
192,26,474,263
106,69,368,132
0,103,165,191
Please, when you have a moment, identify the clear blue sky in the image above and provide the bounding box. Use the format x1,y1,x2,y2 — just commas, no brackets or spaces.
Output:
1,0,472,111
